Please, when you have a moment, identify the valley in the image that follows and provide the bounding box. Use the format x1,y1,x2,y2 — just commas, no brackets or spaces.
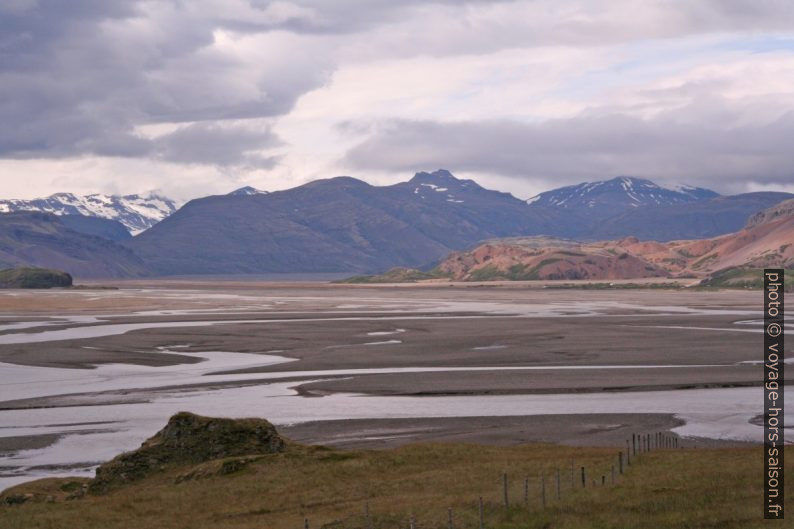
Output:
0,282,786,492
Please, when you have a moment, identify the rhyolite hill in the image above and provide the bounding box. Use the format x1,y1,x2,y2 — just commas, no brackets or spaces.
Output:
360,198,794,283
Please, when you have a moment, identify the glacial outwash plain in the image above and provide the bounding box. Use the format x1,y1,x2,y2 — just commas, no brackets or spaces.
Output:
0,281,790,528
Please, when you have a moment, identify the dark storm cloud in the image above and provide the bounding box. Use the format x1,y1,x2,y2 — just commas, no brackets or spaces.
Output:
0,0,515,166
343,108,794,193
2,0,794,171
0,0,329,165
155,123,281,168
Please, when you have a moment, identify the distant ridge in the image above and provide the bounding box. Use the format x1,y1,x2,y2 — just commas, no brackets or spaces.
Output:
0,192,179,235
526,176,719,216
0,212,149,278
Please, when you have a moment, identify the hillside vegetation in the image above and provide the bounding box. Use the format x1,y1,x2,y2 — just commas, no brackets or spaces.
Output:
0,267,72,289
0,414,786,529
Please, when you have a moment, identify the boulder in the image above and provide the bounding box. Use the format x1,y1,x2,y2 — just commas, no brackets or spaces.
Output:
89,412,285,494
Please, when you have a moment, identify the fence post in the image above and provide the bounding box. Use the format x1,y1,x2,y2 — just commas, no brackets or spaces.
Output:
581,467,586,488
503,473,509,508
409,515,415,529
611,465,615,484
626,440,631,465
619,451,624,474
448,507,453,529
365,502,372,529
556,467,561,500
524,477,529,506
632,434,636,456
478,497,484,529
541,474,546,509
304,518,309,529
570,459,574,488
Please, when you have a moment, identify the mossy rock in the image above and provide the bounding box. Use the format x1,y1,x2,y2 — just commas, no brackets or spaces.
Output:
89,412,285,494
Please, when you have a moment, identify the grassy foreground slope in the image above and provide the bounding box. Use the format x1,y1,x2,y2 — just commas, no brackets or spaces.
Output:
1,442,786,529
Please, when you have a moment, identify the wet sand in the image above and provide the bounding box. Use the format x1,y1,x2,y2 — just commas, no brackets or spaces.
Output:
0,282,785,488
292,365,764,397
280,414,752,449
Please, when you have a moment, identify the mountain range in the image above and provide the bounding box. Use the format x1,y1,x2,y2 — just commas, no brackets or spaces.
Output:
0,192,179,235
0,170,791,278
127,171,562,275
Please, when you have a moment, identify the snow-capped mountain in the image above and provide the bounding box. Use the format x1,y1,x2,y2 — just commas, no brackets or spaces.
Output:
526,176,719,213
0,192,179,235
228,186,269,196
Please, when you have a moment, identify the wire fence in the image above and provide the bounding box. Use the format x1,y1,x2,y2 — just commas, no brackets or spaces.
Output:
298,431,682,529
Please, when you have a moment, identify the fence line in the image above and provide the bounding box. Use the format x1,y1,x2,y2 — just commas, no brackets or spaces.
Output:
297,431,680,529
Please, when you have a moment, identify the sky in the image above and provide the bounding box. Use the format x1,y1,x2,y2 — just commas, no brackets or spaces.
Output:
1,0,794,202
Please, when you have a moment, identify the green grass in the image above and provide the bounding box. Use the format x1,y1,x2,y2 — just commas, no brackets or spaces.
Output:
699,267,794,292
466,259,566,281
467,265,504,281
1,443,787,529
336,268,448,284
690,253,718,270
0,267,72,288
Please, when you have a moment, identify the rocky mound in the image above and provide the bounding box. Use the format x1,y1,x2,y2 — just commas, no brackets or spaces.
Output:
0,267,72,288
437,239,669,281
89,412,285,494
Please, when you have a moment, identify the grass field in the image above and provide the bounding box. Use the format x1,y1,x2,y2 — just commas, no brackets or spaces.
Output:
1,442,788,529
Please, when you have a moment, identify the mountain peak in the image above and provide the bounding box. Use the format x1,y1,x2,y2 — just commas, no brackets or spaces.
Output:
409,169,459,184
526,176,719,213
229,186,269,196
301,176,372,190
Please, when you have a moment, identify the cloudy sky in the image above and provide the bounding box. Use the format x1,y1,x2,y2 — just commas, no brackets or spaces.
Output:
2,0,794,201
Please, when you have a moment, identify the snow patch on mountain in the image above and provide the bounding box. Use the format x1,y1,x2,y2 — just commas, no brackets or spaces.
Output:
229,186,269,196
525,176,719,210
0,193,179,235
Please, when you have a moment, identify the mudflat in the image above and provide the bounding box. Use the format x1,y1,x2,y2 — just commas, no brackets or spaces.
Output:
0,281,779,488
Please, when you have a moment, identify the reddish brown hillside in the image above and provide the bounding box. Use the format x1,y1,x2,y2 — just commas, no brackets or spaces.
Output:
434,199,793,281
